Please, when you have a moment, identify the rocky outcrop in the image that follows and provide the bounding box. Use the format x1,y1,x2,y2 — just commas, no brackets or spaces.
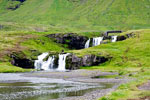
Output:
10,52,34,69
103,32,136,42
46,33,88,49
66,54,109,70
117,33,136,41
10,51,109,70
7,0,26,10
104,31,122,37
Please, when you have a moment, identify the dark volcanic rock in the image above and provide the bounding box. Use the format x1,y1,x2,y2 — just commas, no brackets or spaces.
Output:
66,54,109,70
103,32,136,42
46,33,88,49
117,35,127,41
15,0,26,2
10,52,34,69
117,33,135,41
66,54,82,70
7,0,26,10
82,55,108,66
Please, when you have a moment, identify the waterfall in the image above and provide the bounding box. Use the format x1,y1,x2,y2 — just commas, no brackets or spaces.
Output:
35,53,70,71
34,53,55,70
92,37,103,46
57,53,70,71
34,53,49,70
41,56,55,70
111,36,117,42
85,39,90,48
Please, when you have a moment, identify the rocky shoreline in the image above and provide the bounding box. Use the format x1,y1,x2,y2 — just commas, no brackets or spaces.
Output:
23,69,132,100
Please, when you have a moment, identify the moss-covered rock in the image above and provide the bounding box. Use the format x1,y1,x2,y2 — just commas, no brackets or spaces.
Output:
46,33,88,49
65,54,109,70
10,51,34,69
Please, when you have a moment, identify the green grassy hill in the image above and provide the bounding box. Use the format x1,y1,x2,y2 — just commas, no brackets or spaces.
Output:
0,0,150,31
0,0,150,99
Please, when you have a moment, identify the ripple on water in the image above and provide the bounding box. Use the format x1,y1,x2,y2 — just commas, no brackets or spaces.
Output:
0,82,114,100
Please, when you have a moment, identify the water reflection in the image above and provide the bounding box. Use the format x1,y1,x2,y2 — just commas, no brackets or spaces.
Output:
0,82,114,100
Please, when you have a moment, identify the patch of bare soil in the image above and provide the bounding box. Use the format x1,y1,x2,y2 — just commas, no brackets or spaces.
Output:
0,34,37,60
138,81,150,90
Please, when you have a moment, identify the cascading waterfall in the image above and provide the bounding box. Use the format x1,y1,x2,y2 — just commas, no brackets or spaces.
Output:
34,53,70,71
41,56,55,70
34,53,55,70
34,53,49,70
85,39,90,48
57,53,70,71
111,36,118,42
92,37,103,46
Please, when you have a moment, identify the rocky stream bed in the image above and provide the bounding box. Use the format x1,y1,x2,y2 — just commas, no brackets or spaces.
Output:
0,70,133,100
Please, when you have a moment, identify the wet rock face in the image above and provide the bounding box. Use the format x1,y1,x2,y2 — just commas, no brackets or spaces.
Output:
66,54,109,70
47,33,88,49
10,52,34,69
103,33,135,42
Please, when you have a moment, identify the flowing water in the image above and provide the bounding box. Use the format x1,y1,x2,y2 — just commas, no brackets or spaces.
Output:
57,53,70,71
34,53,49,70
0,82,114,100
92,37,103,46
34,53,70,71
111,36,117,42
41,56,55,70
0,73,115,100
85,39,90,48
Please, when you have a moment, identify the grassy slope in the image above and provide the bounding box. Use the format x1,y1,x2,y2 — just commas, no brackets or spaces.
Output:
74,29,150,68
0,31,67,72
0,0,150,99
72,29,150,100
0,0,150,31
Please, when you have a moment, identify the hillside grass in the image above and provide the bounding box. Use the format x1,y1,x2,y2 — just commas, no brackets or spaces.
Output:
0,30,69,72
0,29,150,99
0,62,33,73
73,29,150,68
0,0,150,31
73,29,150,100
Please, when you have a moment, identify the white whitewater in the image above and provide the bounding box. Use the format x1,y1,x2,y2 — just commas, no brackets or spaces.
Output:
111,36,117,42
41,56,55,70
57,53,70,71
85,39,90,48
92,37,103,46
34,53,49,70
34,53,55,70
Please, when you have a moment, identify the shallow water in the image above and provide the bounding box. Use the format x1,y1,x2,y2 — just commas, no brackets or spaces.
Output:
0,82,114,100
0,73,115,100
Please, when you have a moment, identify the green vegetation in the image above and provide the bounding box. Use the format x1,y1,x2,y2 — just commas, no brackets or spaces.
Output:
77,29,150,100
0,0,150,99
0,62,32,73
0,0,150,31
99,67,150,100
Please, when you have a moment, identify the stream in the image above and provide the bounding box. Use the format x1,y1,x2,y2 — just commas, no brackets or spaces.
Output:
0,73,115,100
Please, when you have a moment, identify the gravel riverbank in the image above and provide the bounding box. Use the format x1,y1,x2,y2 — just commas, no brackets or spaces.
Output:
0,69,133,100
